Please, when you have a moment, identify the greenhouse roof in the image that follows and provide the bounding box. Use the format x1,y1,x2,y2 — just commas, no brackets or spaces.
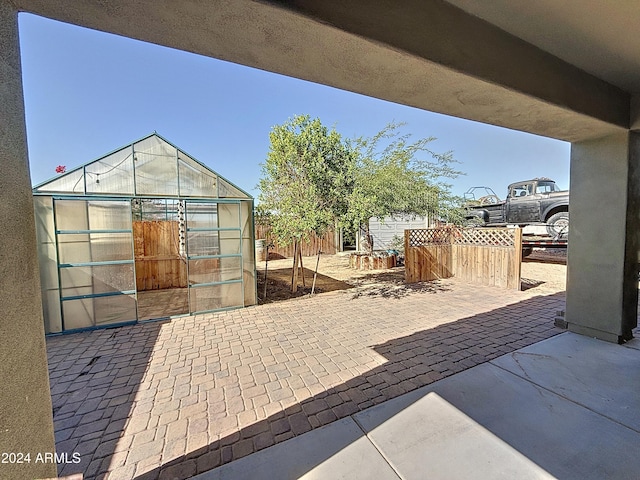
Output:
33,133,251,199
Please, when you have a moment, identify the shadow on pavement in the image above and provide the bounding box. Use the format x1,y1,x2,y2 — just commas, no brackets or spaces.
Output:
47,321,167,478
349,273,451,299
131,292,565,480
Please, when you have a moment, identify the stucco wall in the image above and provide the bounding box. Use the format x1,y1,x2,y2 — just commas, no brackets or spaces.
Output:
566,132,639,342
0,2,56,478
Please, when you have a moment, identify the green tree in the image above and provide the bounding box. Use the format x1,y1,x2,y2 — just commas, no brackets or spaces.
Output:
343,123,463,252
258,115,354,290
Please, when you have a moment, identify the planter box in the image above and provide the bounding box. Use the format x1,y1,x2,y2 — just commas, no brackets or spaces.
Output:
349,252,396,270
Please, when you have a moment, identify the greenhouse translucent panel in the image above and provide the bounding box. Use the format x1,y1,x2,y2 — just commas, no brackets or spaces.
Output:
178,152,218,197
218,203,241,256
57,233,90,265
93,294,137,326
88,201,132,230
35,168,85,194
54,199,89,231
187,231,219,257
188,257,242,285
218,177,248,198
85,147,135,194
59,266,91,298
34,196,58,287
88,233,133,261
186,202,218,229
60,264,135,296
219,230,241,256
58,233,133,264
60,285,93,300
240,200,257,306
55,199,131,231
34,196,55,241
218,203,240,228
189,282,243,312
43,290,62,334
134,135,179,196
62,294,136,330
62,298,94,330
133,198,180,221
34,196,62,333
218,256,243,282
38,244,60,287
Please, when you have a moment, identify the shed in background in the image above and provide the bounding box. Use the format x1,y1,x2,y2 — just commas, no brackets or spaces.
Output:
361,215,433,251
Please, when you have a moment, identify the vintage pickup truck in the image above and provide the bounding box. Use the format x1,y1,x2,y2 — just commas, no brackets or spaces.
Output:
464,178,569,239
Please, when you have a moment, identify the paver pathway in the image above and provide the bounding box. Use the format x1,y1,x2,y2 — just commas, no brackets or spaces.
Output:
46,279,564,479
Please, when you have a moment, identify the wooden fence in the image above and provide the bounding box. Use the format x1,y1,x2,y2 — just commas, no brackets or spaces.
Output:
255,225,337,258
405,227,522,289
133,220,187,290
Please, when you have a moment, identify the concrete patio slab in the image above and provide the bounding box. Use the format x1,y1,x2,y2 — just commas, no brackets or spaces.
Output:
354,332,640,480
492,332,640,431
201,331,640,480
355,390,554,480
191,417,400,480
624,336,640,351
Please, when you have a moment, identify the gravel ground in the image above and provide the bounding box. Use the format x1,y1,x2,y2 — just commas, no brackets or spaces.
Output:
521,248,567,294
257,248,567,303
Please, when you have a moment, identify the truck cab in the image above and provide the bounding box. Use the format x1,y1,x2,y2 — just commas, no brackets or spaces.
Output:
506,179,564,224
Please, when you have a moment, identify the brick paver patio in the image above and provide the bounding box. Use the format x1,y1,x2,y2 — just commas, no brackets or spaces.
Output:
46,279,565,479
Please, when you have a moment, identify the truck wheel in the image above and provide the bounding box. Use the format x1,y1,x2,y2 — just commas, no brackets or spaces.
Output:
546,212,569,239
522,247,533,257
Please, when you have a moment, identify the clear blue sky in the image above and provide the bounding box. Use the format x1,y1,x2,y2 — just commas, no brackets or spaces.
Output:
19,13,570,199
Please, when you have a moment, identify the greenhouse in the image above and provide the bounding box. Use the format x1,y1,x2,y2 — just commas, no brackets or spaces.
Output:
33,133,256,334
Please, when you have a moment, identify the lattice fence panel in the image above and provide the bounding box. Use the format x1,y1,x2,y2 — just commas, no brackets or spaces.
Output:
452,228,516,247
407,228,452,247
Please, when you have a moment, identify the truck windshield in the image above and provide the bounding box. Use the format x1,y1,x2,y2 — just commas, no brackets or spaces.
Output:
536,181,560,193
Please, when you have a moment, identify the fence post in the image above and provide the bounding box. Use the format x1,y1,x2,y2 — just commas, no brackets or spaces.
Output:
513,227,523,290
404,230,410,282
450,227,457,278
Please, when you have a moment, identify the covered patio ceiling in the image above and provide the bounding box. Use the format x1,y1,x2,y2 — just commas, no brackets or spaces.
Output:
14,1,639,142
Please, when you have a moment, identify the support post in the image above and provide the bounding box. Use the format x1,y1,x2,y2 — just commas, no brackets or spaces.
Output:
514,227,523,291
0,3,57,478
565,131,640,343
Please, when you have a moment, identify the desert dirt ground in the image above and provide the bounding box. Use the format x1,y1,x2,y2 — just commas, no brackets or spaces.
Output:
256,249,567,304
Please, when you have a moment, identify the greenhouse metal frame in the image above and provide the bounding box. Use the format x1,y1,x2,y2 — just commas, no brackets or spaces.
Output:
33,133,256,335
